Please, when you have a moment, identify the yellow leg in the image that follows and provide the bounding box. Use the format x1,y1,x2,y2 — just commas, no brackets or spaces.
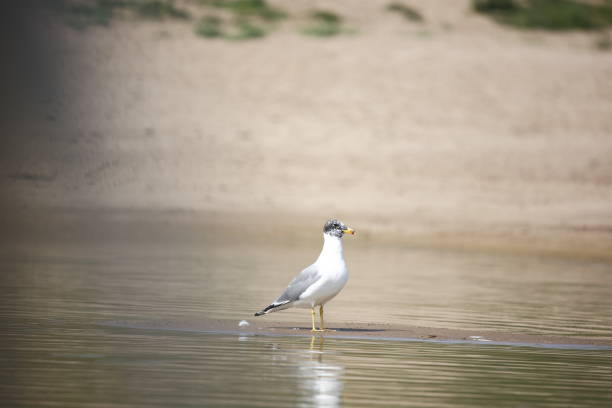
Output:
311,308,318,331
319,305,325,330
319,305,335,332
311,307,323,332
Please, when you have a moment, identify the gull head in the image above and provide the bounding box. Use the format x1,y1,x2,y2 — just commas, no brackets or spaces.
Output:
323,218,355,238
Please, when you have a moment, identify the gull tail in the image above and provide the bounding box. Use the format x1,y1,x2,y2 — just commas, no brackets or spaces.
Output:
254,301,290,316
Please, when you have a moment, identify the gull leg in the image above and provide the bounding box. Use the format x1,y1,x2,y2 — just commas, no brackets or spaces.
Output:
311,307,316,330
320,305,335,332
311,307,323,332
319,305,325,330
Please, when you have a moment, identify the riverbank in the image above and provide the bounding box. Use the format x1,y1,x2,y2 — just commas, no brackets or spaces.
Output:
2,1,611,260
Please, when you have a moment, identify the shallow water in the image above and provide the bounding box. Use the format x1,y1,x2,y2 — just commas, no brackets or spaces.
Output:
2,229,612,406
3,326,612,408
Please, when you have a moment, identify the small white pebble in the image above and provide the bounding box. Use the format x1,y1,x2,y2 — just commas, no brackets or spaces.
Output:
469,335,491,342
238,320,250,327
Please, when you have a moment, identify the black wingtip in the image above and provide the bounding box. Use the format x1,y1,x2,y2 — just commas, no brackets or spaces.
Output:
254,307,271,316
254,302,282,317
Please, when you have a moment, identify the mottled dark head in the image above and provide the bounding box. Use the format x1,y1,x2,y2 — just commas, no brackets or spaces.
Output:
323,218,356,238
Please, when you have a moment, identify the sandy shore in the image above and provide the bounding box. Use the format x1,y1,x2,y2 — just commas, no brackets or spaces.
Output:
106,318,612,349
2,1,612,259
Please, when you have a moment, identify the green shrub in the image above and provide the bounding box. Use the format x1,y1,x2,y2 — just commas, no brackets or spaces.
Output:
310,10,341,24
196,15,223,37
386,2,424,22
135,1,190,20
473,0,612,30
228,18,267,39
473,0,517,13
59,0,190,29
302,10,343,36
201,0,287,21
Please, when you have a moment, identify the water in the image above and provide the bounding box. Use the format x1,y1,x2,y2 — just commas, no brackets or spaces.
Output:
2,223,612,407
3,327,612,408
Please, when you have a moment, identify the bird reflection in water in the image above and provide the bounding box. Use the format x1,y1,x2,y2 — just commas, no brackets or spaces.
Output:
296,337,344,408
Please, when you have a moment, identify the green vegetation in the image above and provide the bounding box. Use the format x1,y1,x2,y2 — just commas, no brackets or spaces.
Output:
55,0,352,40
59,0,190,29
310,10,341,25
195,15,271,40
135,0,190,20
203,0,287,22
386,2,424,22
195,0,286,40
58,0,281,40
195,15,223,37
229,18,267,39
302,10,344,37
473,0,517,13
52,0,612,44
473,0,612,30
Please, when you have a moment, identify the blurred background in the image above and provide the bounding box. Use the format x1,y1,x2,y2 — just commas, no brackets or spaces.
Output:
1,0,612,255
2,2,612,406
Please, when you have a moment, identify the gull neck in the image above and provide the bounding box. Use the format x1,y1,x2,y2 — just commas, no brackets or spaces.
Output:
317,233,344,261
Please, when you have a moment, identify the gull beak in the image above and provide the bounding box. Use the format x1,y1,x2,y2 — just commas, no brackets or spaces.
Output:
342,228,356,235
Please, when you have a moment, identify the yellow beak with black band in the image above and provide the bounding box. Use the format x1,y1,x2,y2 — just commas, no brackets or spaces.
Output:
343,228,356,235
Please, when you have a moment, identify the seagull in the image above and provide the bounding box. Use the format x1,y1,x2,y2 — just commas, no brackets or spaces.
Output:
254,218,355,332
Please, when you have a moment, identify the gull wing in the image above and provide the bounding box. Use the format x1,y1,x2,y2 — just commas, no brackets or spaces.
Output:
275,263,321,303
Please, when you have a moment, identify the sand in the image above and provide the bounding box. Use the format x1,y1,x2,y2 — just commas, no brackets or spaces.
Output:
106,318,612,349
2,0,612,259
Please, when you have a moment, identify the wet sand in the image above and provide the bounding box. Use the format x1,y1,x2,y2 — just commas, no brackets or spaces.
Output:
106,319,612,349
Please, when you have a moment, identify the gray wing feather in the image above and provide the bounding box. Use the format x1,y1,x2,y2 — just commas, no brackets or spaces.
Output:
275,264,321,303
